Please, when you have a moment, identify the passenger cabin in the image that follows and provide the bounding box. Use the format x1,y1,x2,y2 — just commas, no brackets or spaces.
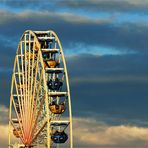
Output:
13,127,22,138
25,52,37,60
47,78,63,90
51,131,68,144
50,121,69,144
49,102,66,114
17,84,25,90
15,102,20,114
44,59,59,68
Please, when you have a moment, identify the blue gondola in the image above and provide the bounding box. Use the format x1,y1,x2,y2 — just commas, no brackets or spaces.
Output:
13,96,18,100
47,78,63,90
51,131,68,144
42,53,49,59
15,102,20,114
46,69,63,74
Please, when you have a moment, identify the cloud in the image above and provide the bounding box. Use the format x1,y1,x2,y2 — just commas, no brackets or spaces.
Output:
0,125,9,147
0,10,148,55
0,0,62,12
0,53,148,125
0,104,148,148
0,9,147,131
73,117,148,147
0,37,16,69
0,71,11,106
0,2,147,148
67,54,148,79
2,0,148,14
66,54,148,124
0,105,9,125
57,0,148,13
0,10,109,27
0,105,10,147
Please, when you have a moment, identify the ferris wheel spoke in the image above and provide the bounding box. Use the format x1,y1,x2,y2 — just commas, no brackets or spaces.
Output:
14,75,25,128
32,120,47,144
27,43,37,142
33,69,43,114
27,33,31,101
30,42,36,103
11,95,25,142
28,53,40,130
19,34,30,142
27,68,44,141
32,52,40,95
23,34,28,131
24,40,41,144
16,55,25,119
10,117,24,143
28,91,45,142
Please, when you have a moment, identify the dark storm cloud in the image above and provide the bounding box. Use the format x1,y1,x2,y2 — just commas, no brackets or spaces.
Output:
67,54,148,78
0,10,109,38
0,36,16,68
61,23,148,54
0,71,11,106
57,0,148,13
0,38,15,106
2,0,148,13
0,0,55,10
0,10,148,54
67,54,148,126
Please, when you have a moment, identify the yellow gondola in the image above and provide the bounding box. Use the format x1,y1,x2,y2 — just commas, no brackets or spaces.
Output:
17,84,26,90
13,127,23,138
33,42,40,51
49,103,66,114
44,59,59,68
25,51,37,60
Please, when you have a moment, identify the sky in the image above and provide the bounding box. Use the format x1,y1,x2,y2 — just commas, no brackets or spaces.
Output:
0,0,148,147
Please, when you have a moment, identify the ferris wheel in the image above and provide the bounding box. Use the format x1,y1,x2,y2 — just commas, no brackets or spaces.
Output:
8,30,73,148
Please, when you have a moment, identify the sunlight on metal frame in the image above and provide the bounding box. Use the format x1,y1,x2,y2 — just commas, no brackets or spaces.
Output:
9,30,73,148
